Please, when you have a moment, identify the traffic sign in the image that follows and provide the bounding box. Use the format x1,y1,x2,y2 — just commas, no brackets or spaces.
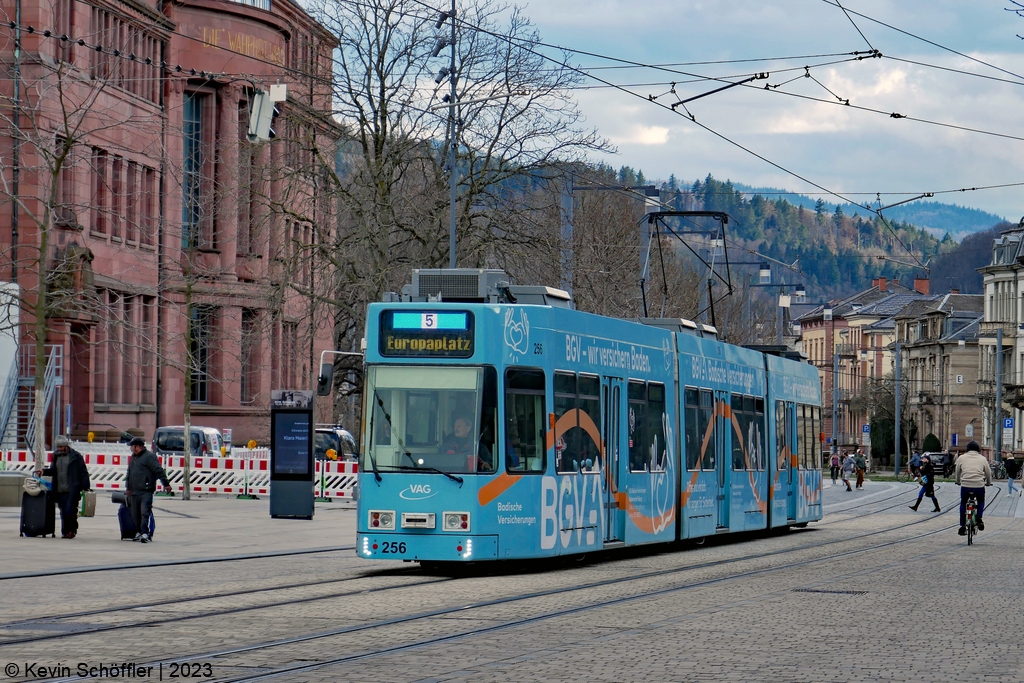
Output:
1004,418,1014,430
862,424,870,433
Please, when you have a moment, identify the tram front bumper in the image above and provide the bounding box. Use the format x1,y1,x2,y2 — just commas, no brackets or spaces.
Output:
358,533,498,561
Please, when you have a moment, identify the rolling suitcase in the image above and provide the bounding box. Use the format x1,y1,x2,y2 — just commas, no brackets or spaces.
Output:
20,490,56,538
118,504,155,540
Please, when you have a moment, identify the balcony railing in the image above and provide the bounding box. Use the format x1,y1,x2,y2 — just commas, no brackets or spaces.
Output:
835,343,861,357
979,321,1018,337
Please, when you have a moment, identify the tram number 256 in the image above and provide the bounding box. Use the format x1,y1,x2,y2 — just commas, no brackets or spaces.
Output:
381,541,407,554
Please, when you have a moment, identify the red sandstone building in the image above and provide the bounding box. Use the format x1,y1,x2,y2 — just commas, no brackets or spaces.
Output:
0,0,337,446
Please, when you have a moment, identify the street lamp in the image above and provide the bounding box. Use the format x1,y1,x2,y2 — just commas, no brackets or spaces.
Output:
759,262,771,285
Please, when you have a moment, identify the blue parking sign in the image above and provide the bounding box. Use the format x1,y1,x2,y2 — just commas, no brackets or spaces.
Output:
1005,418,1015,430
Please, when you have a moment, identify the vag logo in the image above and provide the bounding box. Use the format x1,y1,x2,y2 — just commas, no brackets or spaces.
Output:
400,484,436,500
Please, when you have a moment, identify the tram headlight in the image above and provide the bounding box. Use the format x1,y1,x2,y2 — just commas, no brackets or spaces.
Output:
369,510,396,530
443,511,470,532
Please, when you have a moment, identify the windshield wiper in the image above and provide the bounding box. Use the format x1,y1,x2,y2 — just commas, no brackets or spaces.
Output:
365,395,382,484
389,462,464,485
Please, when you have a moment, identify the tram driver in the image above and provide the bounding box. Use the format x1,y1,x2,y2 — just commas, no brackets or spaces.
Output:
442,413,494,472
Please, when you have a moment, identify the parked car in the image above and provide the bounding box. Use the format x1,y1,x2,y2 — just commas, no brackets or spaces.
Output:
314,425,357,461
924,451,953,478
153,426,225,458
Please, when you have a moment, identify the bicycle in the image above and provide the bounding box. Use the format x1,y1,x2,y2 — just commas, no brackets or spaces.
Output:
993,461,1007,480
965,493,979,545
896,466,917,483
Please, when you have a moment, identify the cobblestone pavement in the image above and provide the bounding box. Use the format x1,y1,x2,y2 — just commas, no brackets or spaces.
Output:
1,480,1021,682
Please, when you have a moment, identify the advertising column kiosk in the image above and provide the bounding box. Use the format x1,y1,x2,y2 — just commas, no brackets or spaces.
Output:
269,390,314,519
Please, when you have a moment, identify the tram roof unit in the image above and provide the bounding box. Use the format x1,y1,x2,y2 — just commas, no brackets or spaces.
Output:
383,268,573,308
381,268,720,338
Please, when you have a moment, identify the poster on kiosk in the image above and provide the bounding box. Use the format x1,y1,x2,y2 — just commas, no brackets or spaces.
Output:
269,390,314,519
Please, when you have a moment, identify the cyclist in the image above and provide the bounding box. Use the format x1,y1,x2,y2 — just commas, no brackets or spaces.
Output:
908,451,922,478
955,441,992,536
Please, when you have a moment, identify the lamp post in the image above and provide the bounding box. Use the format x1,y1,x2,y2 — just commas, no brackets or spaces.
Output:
431,3,458,268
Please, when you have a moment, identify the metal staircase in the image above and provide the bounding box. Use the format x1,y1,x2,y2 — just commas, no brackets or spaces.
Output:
14,345,63,455
0,354,19,450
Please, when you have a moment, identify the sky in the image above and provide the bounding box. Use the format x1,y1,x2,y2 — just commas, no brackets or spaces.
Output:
519,0,1024,221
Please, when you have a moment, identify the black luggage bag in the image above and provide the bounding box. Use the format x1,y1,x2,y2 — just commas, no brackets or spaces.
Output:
20,490,56,537
118,504,155,540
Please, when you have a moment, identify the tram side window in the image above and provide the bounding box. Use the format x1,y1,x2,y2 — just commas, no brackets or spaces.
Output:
812,405,821,468
753,398,765,471
372,390,393,446
628,381,647,471
731,394,746,470
776,400,788,470
645,382,667,472
479,368,498,471
700,389,715,470
554,372,577,473
798,404,810,470
578,374,601,473
684,388,700,471
505,369,546,473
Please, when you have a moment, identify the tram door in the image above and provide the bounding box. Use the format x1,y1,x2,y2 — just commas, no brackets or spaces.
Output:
785,402,797,521
716,390,730,529
601,377,626,543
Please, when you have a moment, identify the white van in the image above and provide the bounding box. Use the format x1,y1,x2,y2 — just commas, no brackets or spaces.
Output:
152,426,225,457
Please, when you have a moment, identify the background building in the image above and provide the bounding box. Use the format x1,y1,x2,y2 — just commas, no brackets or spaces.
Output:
0,0,337,448
892,294,983,454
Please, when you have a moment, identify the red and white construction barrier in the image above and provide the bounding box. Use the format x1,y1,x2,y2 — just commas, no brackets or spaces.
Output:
0,449,358,499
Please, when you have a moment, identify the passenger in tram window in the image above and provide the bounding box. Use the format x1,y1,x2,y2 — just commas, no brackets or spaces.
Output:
442,416,474,456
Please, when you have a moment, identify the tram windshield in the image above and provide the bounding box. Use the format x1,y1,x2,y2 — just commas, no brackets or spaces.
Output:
362,365,498,475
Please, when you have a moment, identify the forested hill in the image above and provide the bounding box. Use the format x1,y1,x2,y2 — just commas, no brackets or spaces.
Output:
723,184,1004,239
656,174,955,298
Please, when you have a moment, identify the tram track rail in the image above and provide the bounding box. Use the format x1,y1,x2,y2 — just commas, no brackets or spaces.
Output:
23,506,969,683
209,512,1023,683
0,545,357,582
0,573,450,647
8,489,1001,653
0,564,421,632
166,514,983,683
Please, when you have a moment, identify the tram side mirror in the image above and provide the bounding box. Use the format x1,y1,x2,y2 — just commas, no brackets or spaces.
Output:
316,362,334,397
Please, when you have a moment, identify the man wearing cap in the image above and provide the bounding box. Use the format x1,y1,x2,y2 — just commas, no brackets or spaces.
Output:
955,440,992,536
35,436,90,539
126,436,172,543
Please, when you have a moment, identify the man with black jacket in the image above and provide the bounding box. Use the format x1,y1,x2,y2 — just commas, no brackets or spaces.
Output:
35,436,91,539
126,437,172,543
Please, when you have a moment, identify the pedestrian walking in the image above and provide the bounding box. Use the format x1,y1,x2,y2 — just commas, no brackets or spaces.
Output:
908,454,941,512
1004,452,1022,496
830,451,841,485
841,452,854,492
854,450,867,489
34,436,91,539
125,436,172,543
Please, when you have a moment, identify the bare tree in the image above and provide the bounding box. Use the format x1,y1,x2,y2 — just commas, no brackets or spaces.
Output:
284,0,609,424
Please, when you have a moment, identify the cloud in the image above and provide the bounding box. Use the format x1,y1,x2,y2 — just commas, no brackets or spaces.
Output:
612,124,671,145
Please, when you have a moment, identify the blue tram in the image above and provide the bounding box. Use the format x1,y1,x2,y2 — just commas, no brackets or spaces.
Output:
357,270,822,562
